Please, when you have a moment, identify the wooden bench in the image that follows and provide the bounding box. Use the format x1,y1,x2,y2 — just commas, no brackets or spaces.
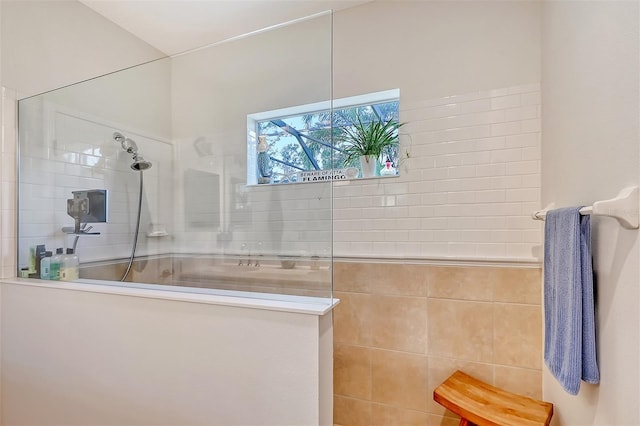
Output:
433,370,554,426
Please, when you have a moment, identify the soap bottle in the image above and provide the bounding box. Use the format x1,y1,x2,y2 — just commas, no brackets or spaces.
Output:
20,267,30,278
40,251,52,280
60,248,79,281
50,248,63,281
29,246,37,274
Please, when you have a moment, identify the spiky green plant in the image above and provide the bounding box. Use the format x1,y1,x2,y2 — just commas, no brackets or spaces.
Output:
341,116,405,166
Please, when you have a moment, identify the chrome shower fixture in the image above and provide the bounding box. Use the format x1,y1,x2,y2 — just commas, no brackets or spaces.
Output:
122,137,138,154
113,132,153,171
131,156,152,171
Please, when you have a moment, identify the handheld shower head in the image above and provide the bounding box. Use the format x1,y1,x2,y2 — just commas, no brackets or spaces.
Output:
131,155,152,171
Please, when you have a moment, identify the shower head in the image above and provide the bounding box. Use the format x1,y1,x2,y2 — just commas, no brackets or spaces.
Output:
113,132,152,171
131,155,152,171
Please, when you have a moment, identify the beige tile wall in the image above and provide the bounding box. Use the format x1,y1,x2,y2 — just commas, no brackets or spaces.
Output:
80,255,333,298
333,261,542,426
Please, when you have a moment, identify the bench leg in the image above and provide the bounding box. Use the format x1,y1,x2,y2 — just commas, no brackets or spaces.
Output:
459,418,475,426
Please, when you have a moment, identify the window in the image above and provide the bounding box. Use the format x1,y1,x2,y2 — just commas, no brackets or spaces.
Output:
247,89,400,185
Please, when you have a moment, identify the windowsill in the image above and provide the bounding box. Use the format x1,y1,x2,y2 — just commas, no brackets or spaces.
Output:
247,173,399,187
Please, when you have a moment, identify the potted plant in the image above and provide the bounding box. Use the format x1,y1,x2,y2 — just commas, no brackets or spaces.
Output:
341,116,405,178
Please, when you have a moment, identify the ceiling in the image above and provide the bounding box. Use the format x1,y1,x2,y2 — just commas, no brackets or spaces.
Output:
79,0,371,56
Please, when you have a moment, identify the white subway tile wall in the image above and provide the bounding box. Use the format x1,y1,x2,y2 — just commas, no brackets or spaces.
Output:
17,98,174,268
12,83,541,274
333,83,542,260
218,182,333,258
220,84,541,261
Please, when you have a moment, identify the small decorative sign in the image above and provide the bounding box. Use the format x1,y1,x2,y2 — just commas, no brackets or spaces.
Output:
297,167,358,183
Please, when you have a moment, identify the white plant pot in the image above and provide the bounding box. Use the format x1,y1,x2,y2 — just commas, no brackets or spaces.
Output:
359,155,378,178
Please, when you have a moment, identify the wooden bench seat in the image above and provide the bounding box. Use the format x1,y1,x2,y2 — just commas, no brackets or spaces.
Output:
433,370,554,426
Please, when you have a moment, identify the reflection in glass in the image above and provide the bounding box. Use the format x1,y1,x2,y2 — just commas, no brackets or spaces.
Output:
17,12,333,303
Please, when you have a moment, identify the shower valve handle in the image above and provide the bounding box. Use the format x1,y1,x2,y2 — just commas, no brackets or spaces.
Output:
67,196,89,233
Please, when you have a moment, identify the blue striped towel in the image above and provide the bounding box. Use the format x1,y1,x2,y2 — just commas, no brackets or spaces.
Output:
544,207,599,395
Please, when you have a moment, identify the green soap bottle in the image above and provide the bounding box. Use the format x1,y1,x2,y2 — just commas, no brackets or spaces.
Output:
50,248,63,281
40,251,52,280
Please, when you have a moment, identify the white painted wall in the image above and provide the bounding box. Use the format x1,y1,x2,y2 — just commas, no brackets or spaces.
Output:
541,1,640,424
333,1,541,103
1,0,164,98
0,281,333,425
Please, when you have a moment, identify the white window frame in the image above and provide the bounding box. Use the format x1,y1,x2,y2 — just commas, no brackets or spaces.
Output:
246,89,400,185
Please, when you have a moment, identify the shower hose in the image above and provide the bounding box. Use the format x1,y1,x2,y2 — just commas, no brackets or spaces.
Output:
120,170,144,281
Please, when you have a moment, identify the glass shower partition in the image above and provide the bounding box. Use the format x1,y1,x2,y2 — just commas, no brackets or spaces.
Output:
17,12,333,303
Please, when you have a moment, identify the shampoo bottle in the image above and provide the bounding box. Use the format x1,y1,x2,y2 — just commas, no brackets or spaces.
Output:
60,248,79,281
29,246,36,273
40,251,52,280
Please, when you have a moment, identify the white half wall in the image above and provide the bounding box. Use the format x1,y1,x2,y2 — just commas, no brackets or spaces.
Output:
541,1,640,424
1,281,334,425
